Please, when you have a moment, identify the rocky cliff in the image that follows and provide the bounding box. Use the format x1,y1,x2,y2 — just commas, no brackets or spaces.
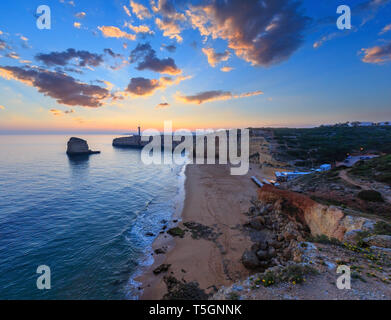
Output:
66,137,100,155
258,185,375,241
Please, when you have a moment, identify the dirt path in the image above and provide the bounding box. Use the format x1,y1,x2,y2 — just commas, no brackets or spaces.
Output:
339,170,391,203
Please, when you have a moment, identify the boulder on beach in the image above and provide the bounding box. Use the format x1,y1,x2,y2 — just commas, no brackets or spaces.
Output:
66,137,100,156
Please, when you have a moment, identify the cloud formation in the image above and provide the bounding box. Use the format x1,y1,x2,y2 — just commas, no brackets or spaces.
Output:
123,5,132,17
176,89,263,104
187,0,309,66
130,0,152,20
380,23,391,35
50,108,75,116
155,17,183,42
202,48,230,67
130,43,181,75
152,0,186,42
98,26,136,40
75,12,86,19
161,44,176,52
36,49,104,68
0,66,112,107
125,22,154,34
156,102,170,109
220,66,233,72
123,75,190,97
126,77,161,96
361,41,391,64
0,105,5,110
74,22,81,29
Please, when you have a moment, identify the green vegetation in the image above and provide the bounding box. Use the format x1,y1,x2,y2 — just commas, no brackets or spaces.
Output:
357,190,384,202
280,265,318,284
373,221,391,236
307,234,343,246
251,264,318,289
227,292,240,300
271,126,391,165
349,155,391,186
167,227,186,238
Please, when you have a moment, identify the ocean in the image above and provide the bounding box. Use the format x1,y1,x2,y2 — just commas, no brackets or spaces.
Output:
0,135,186,299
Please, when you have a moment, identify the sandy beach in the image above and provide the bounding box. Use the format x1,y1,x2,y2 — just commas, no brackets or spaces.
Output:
137,163,270,299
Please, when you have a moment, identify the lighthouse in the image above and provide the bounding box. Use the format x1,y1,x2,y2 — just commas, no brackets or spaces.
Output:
138,126,141,136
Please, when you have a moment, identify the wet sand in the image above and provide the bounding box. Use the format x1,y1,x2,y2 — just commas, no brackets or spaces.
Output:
136,163,268,299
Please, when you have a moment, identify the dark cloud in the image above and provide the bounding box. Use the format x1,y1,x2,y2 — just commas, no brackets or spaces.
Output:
162,44,177,52
126,77,162,96
130,43,181,75
176,89,263,104
187,0,310,66
104,48,122,58
0,66,111,107
36,49,104,68
176,90,232,104
156,102,170,109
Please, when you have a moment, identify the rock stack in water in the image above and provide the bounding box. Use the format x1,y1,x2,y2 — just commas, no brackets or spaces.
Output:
66,137,100,156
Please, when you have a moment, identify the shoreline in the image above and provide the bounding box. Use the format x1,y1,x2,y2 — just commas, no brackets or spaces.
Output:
127,161,188,300
136,163,269,299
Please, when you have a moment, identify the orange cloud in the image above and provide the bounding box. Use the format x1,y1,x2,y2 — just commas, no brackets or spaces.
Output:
74,22,81,29
130,0,151,20
125,22,154,34
155,17,183,42
220,66,233,72
98,26,136,40
202,48,230,67
50,109,63,116
75,12,86,19
361,42,391,64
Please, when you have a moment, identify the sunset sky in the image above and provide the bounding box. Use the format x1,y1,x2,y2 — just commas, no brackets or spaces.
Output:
0,0,390,133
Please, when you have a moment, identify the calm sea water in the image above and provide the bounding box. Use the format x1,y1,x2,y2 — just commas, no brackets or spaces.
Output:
0,135,185,300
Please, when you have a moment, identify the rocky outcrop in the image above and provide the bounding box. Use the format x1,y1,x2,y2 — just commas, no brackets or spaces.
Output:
258,185,374,241
363,235,391,248
66,137,100,156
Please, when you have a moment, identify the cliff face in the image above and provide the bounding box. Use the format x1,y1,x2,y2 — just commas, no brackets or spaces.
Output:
258,185,374,241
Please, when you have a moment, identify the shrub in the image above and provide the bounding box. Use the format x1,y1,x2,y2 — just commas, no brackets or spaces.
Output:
374,221,391,236
281,265,318,284
357,190,384,202
308,234,342,246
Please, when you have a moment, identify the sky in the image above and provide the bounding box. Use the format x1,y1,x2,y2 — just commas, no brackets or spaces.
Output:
0,0,390,133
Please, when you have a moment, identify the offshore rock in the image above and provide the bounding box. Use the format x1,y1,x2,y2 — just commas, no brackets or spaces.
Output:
66,137,100,156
